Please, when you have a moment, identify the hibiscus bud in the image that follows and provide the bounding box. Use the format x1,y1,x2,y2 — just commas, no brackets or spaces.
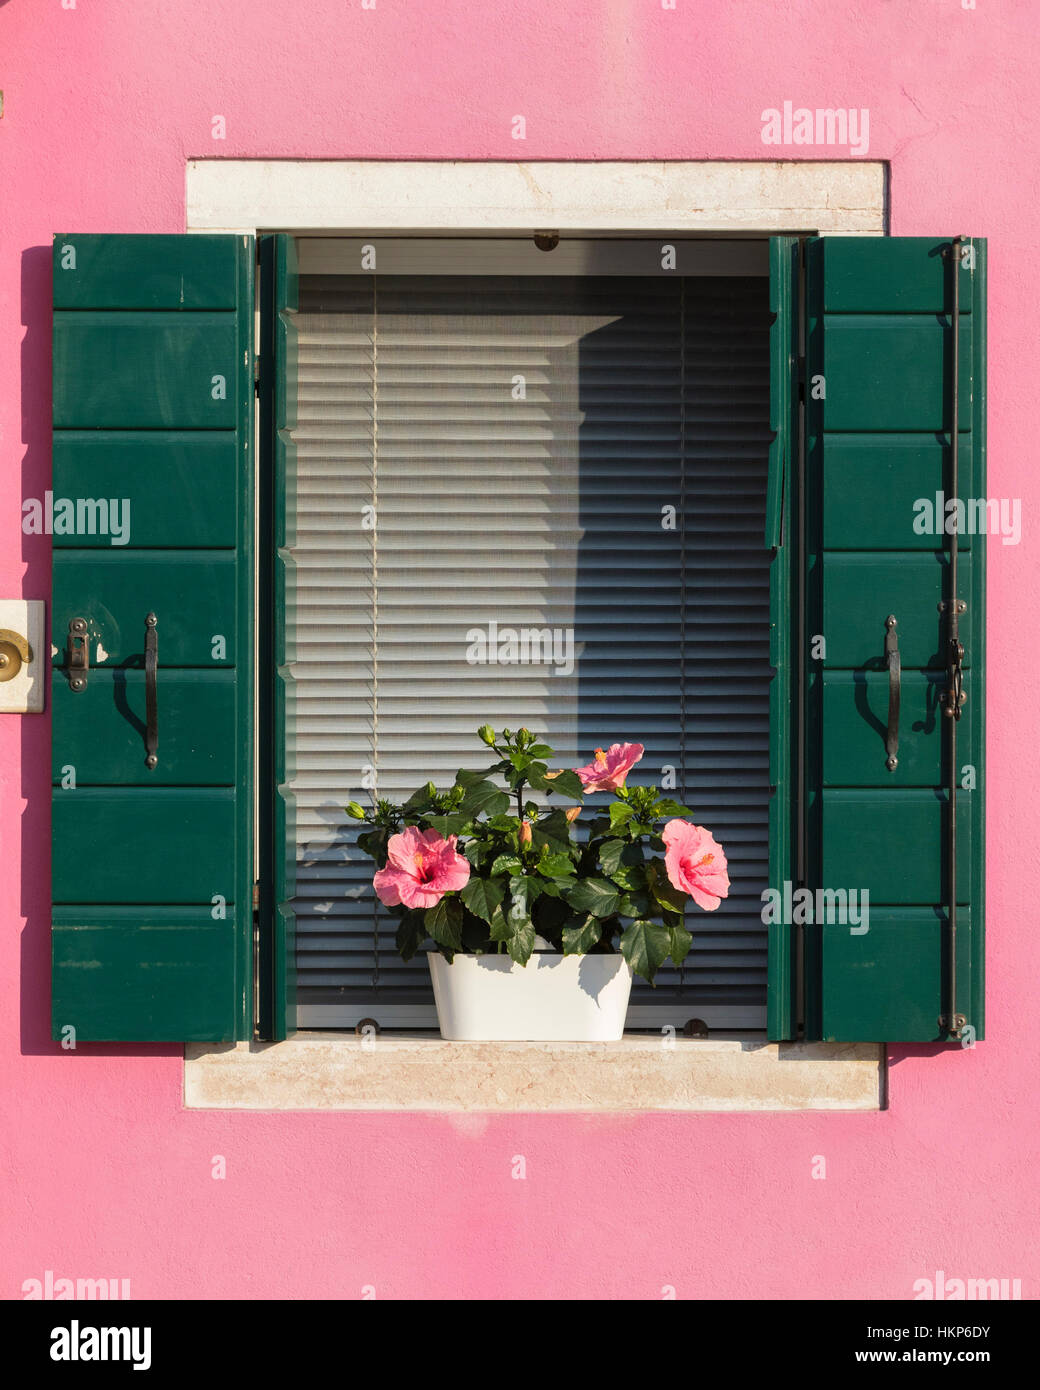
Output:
345,801,366,820
519,820,533,847
565,806,582,824
478,724,496,746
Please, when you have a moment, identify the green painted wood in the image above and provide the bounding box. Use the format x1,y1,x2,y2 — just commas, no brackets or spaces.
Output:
814,315,972,433
51,670,236,785
812,908,973,1042
820,435,974,551
51,232,254,1043
821,669,973,787
814,237,974,314
52,789,236,904
765,237,797,1041
258,234,299,1041
968,240,987,1039
53,234,241,309
821,789,971,904
802,236,986,1041
52,909,237,1042
52,434,238,548
822,551,974,670
53,552,236,667
53,314,239,429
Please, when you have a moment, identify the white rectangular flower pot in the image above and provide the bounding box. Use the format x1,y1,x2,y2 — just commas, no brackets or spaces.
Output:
428,951,633,1041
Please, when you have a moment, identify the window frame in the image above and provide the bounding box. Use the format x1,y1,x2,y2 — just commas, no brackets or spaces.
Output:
187,157,887,1052
278,233,778,1031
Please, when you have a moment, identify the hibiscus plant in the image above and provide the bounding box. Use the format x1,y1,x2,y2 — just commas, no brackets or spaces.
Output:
346,726,729,985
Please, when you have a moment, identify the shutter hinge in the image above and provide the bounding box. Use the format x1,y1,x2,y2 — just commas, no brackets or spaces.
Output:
252,882,261,911
253,355,261,398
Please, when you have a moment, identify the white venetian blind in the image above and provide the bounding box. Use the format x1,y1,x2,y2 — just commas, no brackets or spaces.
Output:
288,265,772,1029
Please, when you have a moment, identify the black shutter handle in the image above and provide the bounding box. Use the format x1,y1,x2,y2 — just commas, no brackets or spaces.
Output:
885,615,900,772
144,613,158,770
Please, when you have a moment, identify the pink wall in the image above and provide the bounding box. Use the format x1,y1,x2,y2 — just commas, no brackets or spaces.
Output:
2,0,1037,1300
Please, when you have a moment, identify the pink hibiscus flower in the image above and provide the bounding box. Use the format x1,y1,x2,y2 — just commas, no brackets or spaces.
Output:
373,826,471,910
573,742,644,793
661,820,730,912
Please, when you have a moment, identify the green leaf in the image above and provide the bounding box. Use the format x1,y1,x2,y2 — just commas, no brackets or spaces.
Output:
561,913,602,955
609,802,635,833
455,766,499,788
356,826,389,866
541,768,584,800
532,876,572,899
458,780,511,819
650,872,688,915
537,851,576,878
490,854,524,877
424,898,463,951
488,904,514,942
508,918,536,967
611,862,648,893
423,813,470,836
618,889,652,918
509,874,543,918
620,920,672,984
563,876,621,918
597,838,627,876
530,809,573,852
461,876,507,924
395,913,427,962
403,781,437,811
669,924,693,968
463,839,492,868
651,799,692,819
525,743,554,758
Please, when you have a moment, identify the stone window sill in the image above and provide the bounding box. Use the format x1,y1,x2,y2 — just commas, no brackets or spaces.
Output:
184,1033,882,1112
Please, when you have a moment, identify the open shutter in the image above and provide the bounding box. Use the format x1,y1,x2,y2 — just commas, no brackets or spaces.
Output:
51,234,255,1042
766,237,798,1040
258,233,298,1040
801,236,986,1042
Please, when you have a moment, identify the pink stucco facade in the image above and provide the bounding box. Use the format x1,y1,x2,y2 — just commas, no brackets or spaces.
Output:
2,0,1037,1300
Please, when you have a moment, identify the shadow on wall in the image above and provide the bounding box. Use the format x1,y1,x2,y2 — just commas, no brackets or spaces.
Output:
19,243,180,1058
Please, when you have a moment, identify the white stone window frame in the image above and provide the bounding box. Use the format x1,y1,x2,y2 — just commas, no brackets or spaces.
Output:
184,159,885,1112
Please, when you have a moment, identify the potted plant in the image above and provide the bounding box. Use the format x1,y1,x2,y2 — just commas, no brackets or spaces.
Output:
347,726,730,1041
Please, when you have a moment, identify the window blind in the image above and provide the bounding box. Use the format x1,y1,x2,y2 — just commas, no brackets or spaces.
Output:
288,270,772,1029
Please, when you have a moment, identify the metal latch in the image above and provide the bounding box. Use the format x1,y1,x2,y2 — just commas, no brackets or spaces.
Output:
66,617,89,691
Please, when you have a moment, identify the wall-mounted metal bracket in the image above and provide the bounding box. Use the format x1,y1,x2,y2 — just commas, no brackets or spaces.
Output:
939,1012,967,1039
66,618,89,692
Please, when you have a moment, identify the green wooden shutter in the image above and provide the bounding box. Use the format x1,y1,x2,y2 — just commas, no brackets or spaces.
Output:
800,235,986,1042
766,237,799,1040
51,234,255,1042
257,233,298,1041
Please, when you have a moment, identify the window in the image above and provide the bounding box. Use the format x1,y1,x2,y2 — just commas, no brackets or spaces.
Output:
287,238,773,1031
49,185,986,1054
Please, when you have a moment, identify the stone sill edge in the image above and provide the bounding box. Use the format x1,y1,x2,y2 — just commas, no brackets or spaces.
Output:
184,1036,883,1113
